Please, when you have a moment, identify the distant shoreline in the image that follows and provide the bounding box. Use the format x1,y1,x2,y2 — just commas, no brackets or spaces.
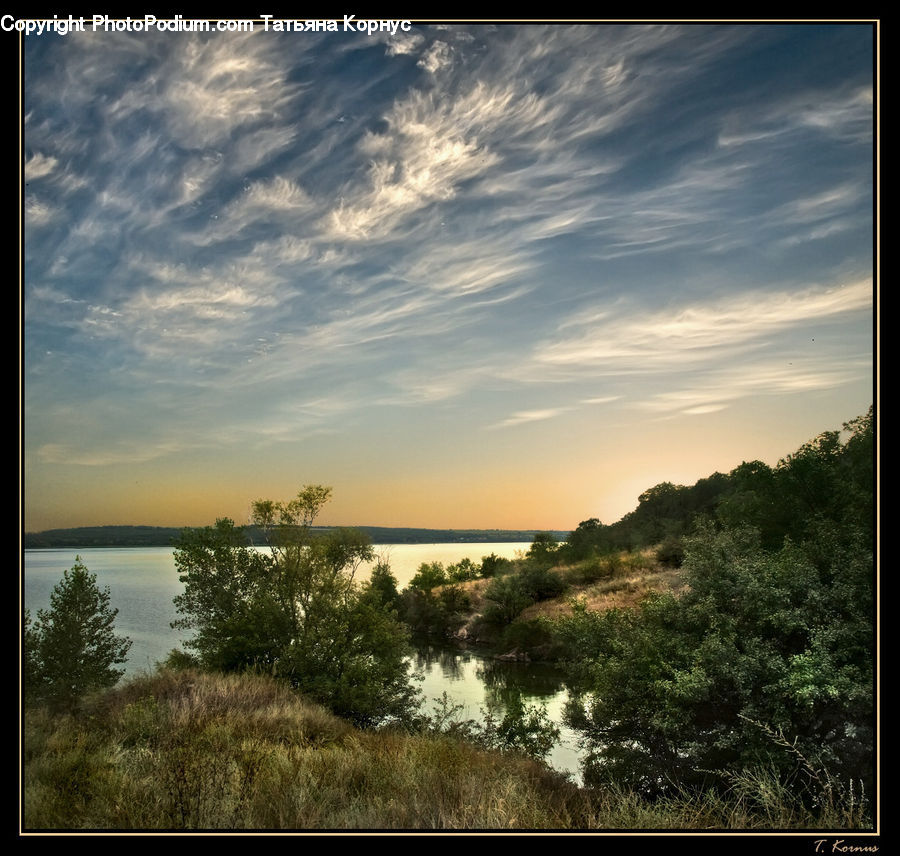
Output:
23,525,567,549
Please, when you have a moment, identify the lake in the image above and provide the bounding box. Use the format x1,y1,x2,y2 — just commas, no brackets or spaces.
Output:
23,544,583,780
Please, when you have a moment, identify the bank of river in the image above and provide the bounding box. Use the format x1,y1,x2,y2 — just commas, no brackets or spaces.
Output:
23,545,584,781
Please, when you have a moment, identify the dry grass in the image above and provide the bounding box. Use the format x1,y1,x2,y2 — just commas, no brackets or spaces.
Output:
23,668,591,830
440,550,684,624
525,566,685,620
23,667,870,831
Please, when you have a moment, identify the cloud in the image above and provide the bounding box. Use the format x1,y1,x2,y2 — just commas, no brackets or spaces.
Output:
192,176,314,246
778,182,863,222
22,26,874,491
717,86,873,148
488,408,572,430
25,152,57,181
418,41,452,74
638,357,870,417
535,278,872,370
323,86,510,241
25,197,56,227
36,440,186,467
386,31,425,56
158,35,300,149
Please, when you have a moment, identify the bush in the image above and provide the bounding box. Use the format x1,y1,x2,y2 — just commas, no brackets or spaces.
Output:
526,533,560,567
500,618,557,658
482,575,533,627
559,521,874,796
446,558,480,582
479,553,510,577
654,537,685,568
407,561,448,592
518,565,567,601
565,557,614,585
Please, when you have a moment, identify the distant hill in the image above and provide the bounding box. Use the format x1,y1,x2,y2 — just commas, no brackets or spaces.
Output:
23,525,567,549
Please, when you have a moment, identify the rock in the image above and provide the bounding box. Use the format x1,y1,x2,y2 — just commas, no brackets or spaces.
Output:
495,648,530,662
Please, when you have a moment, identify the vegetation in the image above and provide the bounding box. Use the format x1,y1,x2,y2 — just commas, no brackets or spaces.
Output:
23,668,869,830
24,558,132,713
171,486,419,728
556,408,875,808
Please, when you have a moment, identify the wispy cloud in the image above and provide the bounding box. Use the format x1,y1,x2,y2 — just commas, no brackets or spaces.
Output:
25,152,57,181
488,408,572,430
25,197,57,228
535,278,872,370
637,357,870,417
418,40,452,74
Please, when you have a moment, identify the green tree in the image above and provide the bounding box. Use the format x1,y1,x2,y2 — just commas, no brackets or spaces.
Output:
479,553,509,577
563,518,605,561
172,486,419,727
447,557,480,582
25,558,132,711
407,561,447,592
526,532,559,566
364,562,403,613
558,410,874,797
482,574,533,627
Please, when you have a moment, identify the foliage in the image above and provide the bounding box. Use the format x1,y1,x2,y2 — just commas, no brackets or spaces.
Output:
482,574,534,627
654,536,685,568
172,486,418,728
717,406,875,551
25,558,132,712
407,561,448,592
557,409,874,798
562,518,605,561
479,552,510,577
25,669,601,830
518,563,567,601
500,618,559,659
479,693,561,760
526,532,560,566
405,557,482,589
364,562,403,613
171,520,286,671
420,690,560,762
399,585,472,638
446,557,480,582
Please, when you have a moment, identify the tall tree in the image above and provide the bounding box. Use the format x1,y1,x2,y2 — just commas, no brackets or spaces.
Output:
172,486,419,727
25,559,132,711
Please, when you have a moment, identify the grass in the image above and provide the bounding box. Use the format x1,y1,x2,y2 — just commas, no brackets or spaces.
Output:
440,549,683,625
22,667,871,831
23,668,588,830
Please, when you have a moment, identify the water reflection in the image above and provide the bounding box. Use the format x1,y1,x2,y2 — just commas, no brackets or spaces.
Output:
412,644,474,680
411,642,584,781
476,658,568,700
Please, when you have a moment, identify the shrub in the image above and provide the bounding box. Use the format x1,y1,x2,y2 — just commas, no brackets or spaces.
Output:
654,537,685,568
482,575,532,627
479,553,510,577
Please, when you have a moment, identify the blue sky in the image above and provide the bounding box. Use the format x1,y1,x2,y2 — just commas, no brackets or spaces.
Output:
23,22,875,531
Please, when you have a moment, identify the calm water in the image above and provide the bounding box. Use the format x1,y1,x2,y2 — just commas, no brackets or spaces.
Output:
23,544,583,780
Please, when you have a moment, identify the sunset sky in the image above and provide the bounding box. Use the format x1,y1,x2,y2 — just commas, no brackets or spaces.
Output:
23,22,875,533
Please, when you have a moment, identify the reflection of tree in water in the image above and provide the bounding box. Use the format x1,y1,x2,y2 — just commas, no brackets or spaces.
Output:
412,644,475,680
476,659,568,710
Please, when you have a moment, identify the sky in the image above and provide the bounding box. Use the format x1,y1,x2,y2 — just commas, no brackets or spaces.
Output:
22,21,875,532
